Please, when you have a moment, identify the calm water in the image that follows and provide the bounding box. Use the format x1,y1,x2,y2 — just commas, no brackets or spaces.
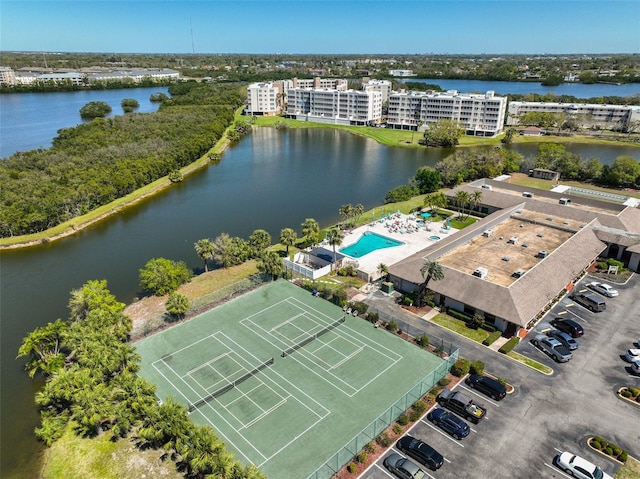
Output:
1,91,639,477
0,87,168,158
405,78,640,98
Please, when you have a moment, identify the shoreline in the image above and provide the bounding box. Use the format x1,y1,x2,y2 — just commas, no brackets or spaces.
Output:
1,116,638,250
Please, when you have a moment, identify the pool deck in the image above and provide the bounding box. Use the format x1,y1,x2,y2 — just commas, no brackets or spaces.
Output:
337,213,458,281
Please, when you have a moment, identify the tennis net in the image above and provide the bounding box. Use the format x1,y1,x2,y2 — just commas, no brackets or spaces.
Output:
188,357,274,412
281,315,345,357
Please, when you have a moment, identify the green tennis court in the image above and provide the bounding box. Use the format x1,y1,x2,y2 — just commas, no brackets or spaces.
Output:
136,280,446,479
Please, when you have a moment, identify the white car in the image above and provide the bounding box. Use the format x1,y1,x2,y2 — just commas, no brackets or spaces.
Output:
555,451,613,479
631,359,640,375
624,348,640,363
588,281,618,297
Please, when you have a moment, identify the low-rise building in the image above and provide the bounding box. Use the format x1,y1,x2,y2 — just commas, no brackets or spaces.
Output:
388,179,640,337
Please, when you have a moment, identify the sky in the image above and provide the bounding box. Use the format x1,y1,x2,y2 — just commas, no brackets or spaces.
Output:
1,0,639,55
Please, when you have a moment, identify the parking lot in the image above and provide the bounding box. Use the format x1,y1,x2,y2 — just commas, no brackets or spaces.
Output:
361,274,640,479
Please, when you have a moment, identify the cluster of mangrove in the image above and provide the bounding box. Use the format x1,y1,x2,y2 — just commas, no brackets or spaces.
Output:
18,279,265,478
0,82,245,238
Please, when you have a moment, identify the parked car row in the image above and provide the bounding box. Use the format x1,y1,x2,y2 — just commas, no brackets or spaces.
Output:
384,372,511,478
623,341,640,375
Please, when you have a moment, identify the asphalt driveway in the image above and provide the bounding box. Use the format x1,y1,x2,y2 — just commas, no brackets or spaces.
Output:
360,274,639,479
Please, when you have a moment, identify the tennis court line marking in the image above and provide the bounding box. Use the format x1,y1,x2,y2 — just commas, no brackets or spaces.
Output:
220,333,332,468
151,334,269,463
185,351,230,376
242,311,402,397
187,353,247,393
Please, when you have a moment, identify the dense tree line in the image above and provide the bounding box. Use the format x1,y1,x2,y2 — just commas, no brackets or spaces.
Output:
0,77,175,94
507,92,640,106
18,279,265,478
0,83,244,237
385,145,640,202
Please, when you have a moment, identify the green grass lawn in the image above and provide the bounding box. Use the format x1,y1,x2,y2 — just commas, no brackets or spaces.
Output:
616,456,640,479
430,314,490,343
506,351,553,375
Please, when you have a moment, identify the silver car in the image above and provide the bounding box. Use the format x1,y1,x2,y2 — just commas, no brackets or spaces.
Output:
533,334,573,362
548,330,579,350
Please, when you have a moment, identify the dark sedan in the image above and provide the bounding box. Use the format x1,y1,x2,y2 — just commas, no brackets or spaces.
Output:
396,435,444,470
426,407,470,440
465,374,507,400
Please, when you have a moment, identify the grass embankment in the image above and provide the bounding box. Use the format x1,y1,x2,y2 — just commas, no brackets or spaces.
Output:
617,456,640,479
41,424,182,479
509,172,640,200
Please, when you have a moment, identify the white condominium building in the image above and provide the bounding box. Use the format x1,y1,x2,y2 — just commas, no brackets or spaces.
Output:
387,90,507,137
286,88,382,125
362,78,392,102
246,82,282,116
507,101,640,130
0,67,16,85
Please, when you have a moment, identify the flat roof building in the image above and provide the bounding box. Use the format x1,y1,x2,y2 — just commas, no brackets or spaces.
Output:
387,90,507,137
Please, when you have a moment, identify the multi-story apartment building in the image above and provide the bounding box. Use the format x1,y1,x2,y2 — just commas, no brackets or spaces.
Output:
362,78,392,103
246,82,282,116
0,66,16,85
507,101,640,131
387,90,507,137
286,88,382,126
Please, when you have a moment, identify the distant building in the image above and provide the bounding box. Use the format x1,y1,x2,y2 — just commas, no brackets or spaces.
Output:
507,101,640,131
387,89,507,137
0,66,16,85
389,69,416,77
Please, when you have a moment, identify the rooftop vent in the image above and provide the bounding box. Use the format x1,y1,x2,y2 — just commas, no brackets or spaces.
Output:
481,184,493,190
512,269,526,278
546,217,554,221
473,267,488,279
537,232,544,238
502,256,510,262
523,192,534,198
522,243,529,248
508,236,519,244
482,229,493,237
559,198,571,205
537,250,548,259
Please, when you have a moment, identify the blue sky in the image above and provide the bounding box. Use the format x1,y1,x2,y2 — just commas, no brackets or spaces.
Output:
1,0,639,54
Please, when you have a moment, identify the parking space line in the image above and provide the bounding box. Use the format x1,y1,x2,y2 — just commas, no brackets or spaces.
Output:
563,308,589,323
544,462,572,478
459,385,500,407
375,463,395,478
420,419,465,447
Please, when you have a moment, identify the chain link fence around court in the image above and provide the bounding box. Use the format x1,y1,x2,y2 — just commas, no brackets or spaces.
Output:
306,352,458,479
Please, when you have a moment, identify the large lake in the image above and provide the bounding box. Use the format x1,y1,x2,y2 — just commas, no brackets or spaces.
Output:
1,85,639,478
404,78,640,97
0,87,168,158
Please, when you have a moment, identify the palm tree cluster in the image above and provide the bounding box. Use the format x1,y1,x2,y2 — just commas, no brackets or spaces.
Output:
453,190,483,220
18,279,265,479
338,203,364,230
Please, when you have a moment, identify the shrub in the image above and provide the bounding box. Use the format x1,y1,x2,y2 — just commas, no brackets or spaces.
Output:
356,451,367,464
376,432,393,447
350,301,369,315
597,261,608,270
416,334,429,347
392,423,403,434
364,442,376,454
499,337,520,354
590,438,603,450
451,358,470,377
448,309,472,323
332,289,348,307
438,377,451,387
469,360,485,376
409,400,427,421
621,389,633,398
386,320,398,333
628,387,640,397
347,463,356,474
402,296,414,306
636,395,640,403
483,330,502,346
480,323,497,333
606,258,624,269
366,312,379,323
497,377,507,386
604,446,614,456
619,450,628,462
397,414,409,426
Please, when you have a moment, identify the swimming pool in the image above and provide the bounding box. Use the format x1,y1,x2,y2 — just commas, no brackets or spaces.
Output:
339,232,403,258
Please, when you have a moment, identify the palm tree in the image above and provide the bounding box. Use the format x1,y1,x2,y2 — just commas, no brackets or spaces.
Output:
194,238,214,272
279,227,297,255
326,228,344,270
377,263,389,282
416,259,445,307
469,190,483,217
454,190,470,219
248,229,271,259
338,204,353,229
352,203,364,227
211,233,235,268
257,250,284,280
301,218,320,247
